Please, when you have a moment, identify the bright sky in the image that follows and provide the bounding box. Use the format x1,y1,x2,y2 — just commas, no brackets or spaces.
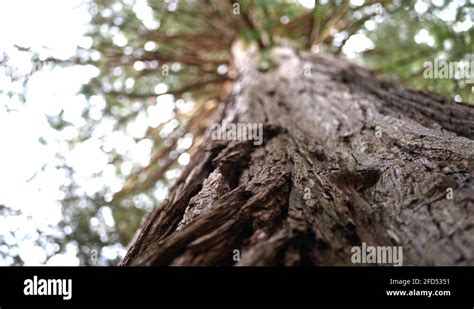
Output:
0,0,174,266
0,0,100,266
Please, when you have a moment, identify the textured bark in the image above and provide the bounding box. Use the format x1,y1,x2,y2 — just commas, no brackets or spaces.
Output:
121,48,474,266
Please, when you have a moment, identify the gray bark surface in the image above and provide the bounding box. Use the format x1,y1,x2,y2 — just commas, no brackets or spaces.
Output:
121,48,474,266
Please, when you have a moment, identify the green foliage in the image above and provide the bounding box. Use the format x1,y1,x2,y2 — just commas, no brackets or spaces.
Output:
364,0,473,103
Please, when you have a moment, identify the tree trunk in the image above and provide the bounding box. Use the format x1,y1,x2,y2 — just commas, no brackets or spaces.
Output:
121,48,474,266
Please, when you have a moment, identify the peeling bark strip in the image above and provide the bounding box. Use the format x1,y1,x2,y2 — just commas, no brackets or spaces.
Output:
121,48,474,266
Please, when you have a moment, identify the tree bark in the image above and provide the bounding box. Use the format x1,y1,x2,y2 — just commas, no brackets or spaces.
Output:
121,48,474,266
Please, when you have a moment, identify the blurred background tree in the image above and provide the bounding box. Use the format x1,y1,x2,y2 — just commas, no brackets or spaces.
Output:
0,0,472,265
